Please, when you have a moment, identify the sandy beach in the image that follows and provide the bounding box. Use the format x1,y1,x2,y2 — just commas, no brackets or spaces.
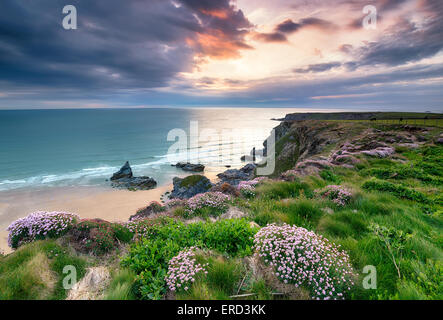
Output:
0,184,172,254
0,171,221,254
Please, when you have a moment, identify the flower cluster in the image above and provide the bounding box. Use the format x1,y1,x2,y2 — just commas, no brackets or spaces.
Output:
315,185,353,206
254,224,355,300
123,220,151,239
7,211,79,248
237,177,267,198
165,247,208,292
185,192,231,216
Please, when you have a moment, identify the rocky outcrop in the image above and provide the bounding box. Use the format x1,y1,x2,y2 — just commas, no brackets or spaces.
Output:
110,162,157,190
436,133,443,145
217,163,256,186
170,175,212,199
174,162,205,172
110,161,132,180
111,176,157,190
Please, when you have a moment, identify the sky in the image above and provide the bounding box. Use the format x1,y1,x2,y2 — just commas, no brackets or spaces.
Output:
0,0,442,111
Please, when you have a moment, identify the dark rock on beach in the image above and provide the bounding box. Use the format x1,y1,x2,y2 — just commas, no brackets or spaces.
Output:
170,174,212,199
110,162,157,190
111,176,157,190
110,161,132,180
174,162,205,172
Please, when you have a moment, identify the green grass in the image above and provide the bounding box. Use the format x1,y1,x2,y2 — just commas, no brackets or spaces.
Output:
121,218,258,299
176,254,245,300
0,240,86,300
180,175,208,188
104,269,137,300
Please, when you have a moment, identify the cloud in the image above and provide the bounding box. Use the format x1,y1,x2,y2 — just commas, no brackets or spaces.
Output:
0,0,254,95
294,62,342,73
180,0,253,60
253,32,287,43
275,17,335,34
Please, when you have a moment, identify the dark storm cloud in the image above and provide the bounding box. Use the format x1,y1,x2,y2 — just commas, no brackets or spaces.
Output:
0,0,253,93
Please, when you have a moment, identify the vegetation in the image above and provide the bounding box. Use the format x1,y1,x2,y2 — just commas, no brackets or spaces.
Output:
0,240,86,300
120,218,257,299
1,120,442,301
180,175,208,188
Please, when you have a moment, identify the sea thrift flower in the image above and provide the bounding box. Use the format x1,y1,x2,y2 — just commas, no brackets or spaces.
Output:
237,177,267,198
165,247,208,292
315,185,353,206
7,211,79,249
185,192,231,217
254,224,356,300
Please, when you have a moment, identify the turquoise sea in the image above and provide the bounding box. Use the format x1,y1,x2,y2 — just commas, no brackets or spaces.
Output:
0,108,300,191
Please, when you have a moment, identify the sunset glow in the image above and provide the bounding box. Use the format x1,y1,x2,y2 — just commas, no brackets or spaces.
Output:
0,0,442,110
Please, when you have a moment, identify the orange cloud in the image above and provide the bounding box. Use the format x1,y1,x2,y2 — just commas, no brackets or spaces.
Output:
187,30,253,61
199,9,228,19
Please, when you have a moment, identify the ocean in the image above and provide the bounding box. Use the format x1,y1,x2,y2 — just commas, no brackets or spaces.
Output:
0,107,297,191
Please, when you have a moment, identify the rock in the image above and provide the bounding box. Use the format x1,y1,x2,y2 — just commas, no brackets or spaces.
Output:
296,159,331,169
110,161,132,180
129,201,165,221
217,163,257,185
437,138,443,145
219,206,247,220
111,176,157,190
110,161,157,190
361,147,395,158
174,162,205,172
170,175,212,199
67,267,110,300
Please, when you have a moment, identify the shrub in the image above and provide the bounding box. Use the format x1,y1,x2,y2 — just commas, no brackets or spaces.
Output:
254,224,356,300
74,220,115,254
315,185,353,206
121,218,257,299
362,179,431,204
165,247,208,292
185,192,231,217
111,223,134,243
7,211,79,249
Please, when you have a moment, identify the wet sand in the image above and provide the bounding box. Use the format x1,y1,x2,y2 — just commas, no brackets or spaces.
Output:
0,184,172,254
